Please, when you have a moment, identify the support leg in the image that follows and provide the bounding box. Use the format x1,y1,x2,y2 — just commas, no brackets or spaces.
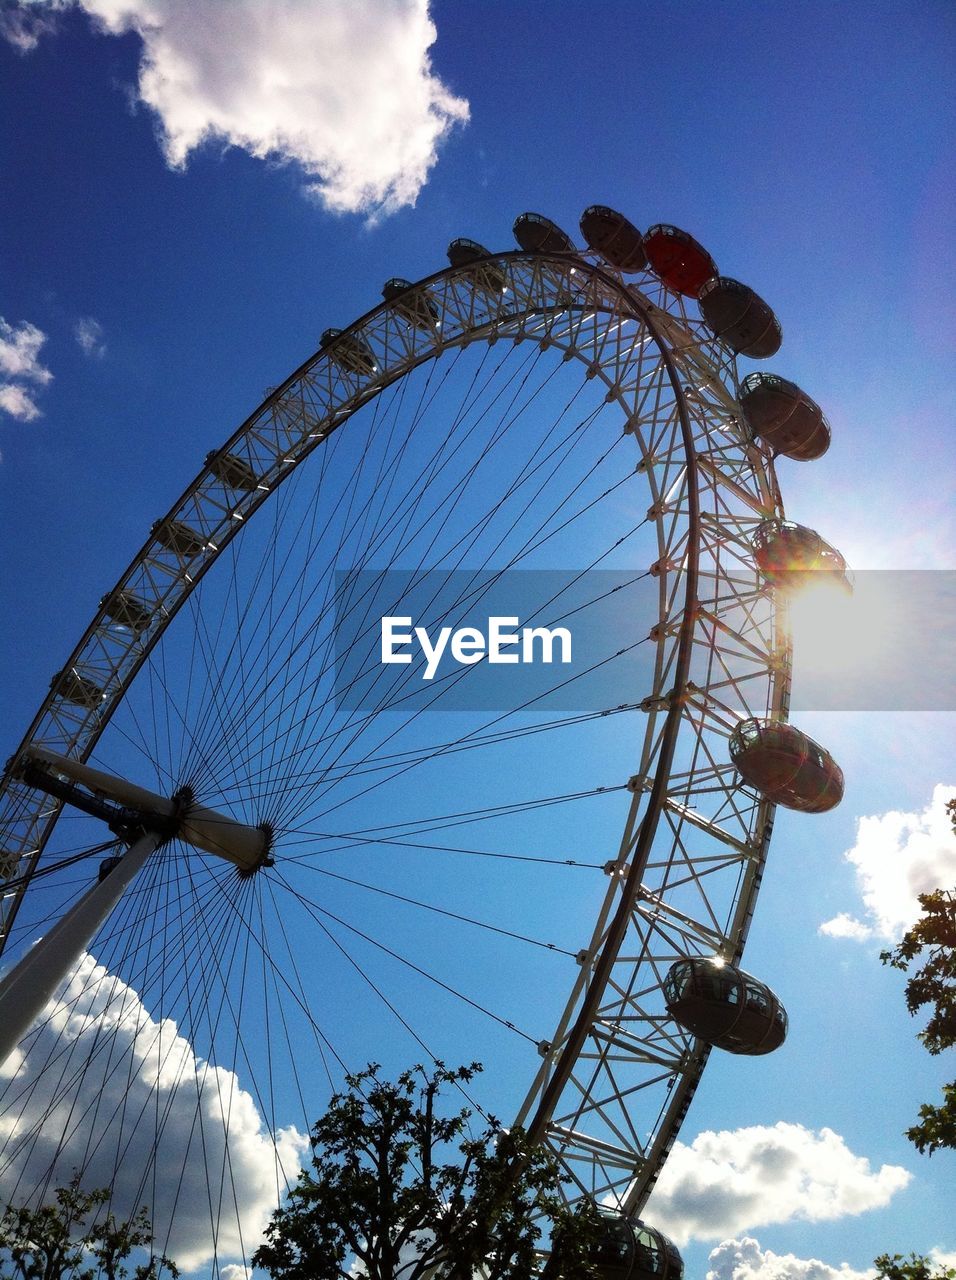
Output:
0,830,160,1066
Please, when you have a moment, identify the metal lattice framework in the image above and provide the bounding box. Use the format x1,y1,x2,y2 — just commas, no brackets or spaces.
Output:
0,242,788,1256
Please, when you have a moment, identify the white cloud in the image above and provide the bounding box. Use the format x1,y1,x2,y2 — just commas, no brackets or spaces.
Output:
0,382,44,422
6,0,469,219
0,317,52,422
0,952,309,1271
0,1044,24,1080
0,317,52,385
705,1237,873,1280
820,785,956,942
817,912,874,942
74,315,107,357
706,1240,956,1280
0,4,59,51
646,1122,911,1246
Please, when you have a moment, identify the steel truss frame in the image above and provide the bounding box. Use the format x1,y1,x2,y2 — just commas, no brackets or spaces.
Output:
0,246,788,1228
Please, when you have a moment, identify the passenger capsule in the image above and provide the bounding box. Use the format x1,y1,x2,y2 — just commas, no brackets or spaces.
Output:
152,518,207,558
580,206,647,272
730,717,844,813
206,451,260,492
446,238,509,294
698,277,782,358
752,520,850,593
319,328,377,377
98,855,123,882
100,588,153,634
585,1211,683,1280
513,212,576,254
447,237,491,268
664,957,788,1055
51,668,106,709
643,224,717,296
382,278,440,331
739,372,830,461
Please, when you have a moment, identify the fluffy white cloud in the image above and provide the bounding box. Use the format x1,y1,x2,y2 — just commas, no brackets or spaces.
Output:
0,317,52,422
74,315,107,357
0,317,52,385
816,912,874,942
707,1241,956,1280
5,0,469,219
820,785,956,942
0,952,309,1271
0,382,44,422
646,1122,911,1246
221,1267,252,1280
705,1237,873,1280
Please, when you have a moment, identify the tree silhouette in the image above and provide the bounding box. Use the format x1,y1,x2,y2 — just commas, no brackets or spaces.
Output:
874,1253,956,1280
881,886,956,1155
252,1062,600,1280
0,1178,178,1280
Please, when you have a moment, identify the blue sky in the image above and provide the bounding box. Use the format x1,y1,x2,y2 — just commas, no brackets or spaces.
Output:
1,2,954,1278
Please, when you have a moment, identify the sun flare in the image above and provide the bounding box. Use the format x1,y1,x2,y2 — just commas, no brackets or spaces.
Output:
786,572,925,711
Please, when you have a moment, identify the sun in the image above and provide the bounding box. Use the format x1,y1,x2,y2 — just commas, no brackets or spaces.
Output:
786,573,907,712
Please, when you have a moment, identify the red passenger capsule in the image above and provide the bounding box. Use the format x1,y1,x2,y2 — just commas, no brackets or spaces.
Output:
664,957,788,1055
752,520,850,593
739,372,830,461
698,277,782,358
643,224,717,296
512,211,575,254
730,718,844,813
580,205,648,272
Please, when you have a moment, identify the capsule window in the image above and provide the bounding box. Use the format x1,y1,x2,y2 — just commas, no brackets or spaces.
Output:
697,967,722,1000
634,1228,662,1275
745,983,769,1013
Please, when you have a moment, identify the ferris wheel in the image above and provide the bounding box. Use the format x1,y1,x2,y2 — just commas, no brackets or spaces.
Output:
0,206,848,1277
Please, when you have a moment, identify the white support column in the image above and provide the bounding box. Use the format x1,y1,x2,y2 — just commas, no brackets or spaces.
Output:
0,830,160,1067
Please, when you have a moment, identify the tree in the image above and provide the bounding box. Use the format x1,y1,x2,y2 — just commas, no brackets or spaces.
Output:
252,1063,602,1280
0,1178,178,1280
874,1254,956,1280
881,887,956,1154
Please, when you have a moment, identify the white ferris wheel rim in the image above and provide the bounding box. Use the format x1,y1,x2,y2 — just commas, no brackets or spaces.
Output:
0,244,788,1259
